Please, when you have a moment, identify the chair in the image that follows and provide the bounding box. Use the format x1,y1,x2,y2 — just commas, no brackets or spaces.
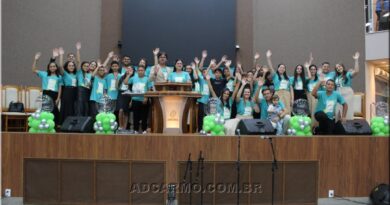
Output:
353,92,365,119
25,86,42,112
1,85,30,132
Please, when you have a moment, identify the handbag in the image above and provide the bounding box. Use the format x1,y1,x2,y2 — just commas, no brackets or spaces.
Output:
8,101,25,112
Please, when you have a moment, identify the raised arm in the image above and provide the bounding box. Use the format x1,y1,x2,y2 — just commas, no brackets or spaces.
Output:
253,52,260,69
199,50,207,69
52,48,64,75
311,80,323,98
215,55,227,69
206,74,217,98
76,42,81,67
304,61,312,79
59,47,64,69
254,77,265,104
92,60,102,77
153,48,159,66
32,52,41,74
350,52,360,77
266,50,275,74
232,73,242,100
102,51,114,68
235,80,247,102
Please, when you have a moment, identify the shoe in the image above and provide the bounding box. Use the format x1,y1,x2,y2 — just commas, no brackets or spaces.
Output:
142,131,147,134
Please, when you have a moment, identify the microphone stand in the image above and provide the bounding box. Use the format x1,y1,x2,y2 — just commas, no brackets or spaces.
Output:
268,137,278,205
183,153,192,205
236,129,241,205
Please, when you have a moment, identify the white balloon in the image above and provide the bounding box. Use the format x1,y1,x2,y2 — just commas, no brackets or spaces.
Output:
39,124,44,129
218,119,225,125
110,119,115,123
44,124,50,129
304,121,309,126
292,129,297,134
110,125,116,130
41,119,47,123
97,121,102,125
384,120,389,124
300,125,305,130
99,127,104,131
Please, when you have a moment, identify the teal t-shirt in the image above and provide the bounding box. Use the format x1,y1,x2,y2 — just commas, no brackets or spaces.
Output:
37,71,62,92
226,78,235,92
76,69,92,88
335,71,353,88
168,72,191,83
104,73,121,100
289,76,304,90
307,77,319,92
128,75,152,102
315,90,346,119
62,70,77,87
273,74,291,91
236,98,255,116
320,71,336,90
90,76,107,102
259,99,285,120
222,98,233,119
197,76,210,104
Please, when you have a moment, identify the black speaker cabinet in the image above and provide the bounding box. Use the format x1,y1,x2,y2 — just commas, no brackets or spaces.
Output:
335,119,372,135
237,119,276,135
61,116,94,133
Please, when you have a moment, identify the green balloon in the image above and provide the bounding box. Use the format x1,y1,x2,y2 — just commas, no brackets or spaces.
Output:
48,121,55,130
29,128,37,133
203,125,211,132
103,117,110,125
377,132,387,136
103,124,110,131
105,131,114,134
48,113,54,120
213,125,223,133
28,116,33,122
211,131,218,136
31,120,40,129
96,113,103,121
41,112,50,120
296,131,305,136
217,131,225,136
209,115,216,122
49,129,56,133
290,117,297,124
108,113,116,120
304,126,311,133
96,131,104,134
373,127,381,134
382,126,389,134
305,132,313,137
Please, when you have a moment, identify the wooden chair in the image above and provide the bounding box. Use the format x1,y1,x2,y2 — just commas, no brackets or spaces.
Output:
25,86,42,112
1,85,30,132
353,92,366,119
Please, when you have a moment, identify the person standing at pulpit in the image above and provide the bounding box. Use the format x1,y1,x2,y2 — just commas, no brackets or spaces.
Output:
168,59,191,83
311,79,347,135
124,65,152,134
149,48,172,82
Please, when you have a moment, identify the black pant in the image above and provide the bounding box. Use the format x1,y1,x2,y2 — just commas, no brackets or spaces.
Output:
133,100,149,132
197,103,205,132
315,111,335,135
77,87,91,116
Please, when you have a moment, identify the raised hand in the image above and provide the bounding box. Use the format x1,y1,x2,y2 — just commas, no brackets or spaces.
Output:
241,79,247,85
304,61,310,68
258,77,264,85
202,50,207,58
225,60,232,67
309,52,313,62
35,52,41,60
210,59,216,66
153,48,160,56
205,74,211,80
353,52,360,60
194,57,200,65
58,47,64,55
221,55,228,62
254,52,260,60
191,62,196,70
262,66,269,73
266,50,272,58
255,64,262,71
97,59,102,66
108,51,114,59
236,72,242,81
76,41,81,50
52,48,59,58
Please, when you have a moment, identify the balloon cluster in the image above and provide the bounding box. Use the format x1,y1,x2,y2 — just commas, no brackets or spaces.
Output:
287,116,312,136
28,110,55,133
370,116,389,136
93,112,118,134
200,114,225,136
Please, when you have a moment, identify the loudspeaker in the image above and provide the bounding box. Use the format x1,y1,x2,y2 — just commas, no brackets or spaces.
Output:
334,119,372,135
370,184,390,205
237,119,276,135
61,116,94,133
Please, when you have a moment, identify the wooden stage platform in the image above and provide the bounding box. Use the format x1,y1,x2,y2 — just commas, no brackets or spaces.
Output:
1,132,389,204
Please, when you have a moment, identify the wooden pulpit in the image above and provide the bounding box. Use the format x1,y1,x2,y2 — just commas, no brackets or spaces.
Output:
146,83,201,133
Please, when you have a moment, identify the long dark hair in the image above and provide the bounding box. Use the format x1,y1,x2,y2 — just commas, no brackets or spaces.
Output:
173,59,183,72
80,61,90,79
309,64,318,81
47,58,60,77
219,88,232,109
292,64,307,90
276,64,289,81
63,61,76,74
334,63,349,85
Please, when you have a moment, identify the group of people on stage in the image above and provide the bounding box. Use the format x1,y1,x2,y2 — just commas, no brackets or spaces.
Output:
32,42,360,135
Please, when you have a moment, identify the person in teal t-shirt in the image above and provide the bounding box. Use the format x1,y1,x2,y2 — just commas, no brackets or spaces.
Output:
58,61,78,124
76,62,92,116
235,80,259,118
90,66,108,118
124,65,152,134
311,79,347,135
168,59,191,83
32,52,62,125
